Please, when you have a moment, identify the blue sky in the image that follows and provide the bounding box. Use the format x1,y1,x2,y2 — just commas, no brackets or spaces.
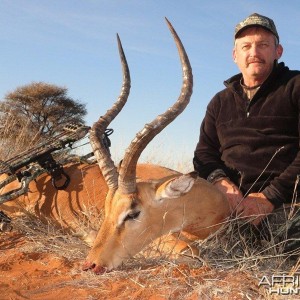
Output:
1,1,300,171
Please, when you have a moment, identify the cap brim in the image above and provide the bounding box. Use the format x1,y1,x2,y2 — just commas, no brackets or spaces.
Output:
235,24,277,40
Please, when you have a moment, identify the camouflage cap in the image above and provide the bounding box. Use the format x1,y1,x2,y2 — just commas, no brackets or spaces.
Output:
235,13,279,41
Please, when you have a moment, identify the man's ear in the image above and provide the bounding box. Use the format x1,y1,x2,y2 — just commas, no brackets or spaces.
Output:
155,173,196,201
276,44,283,60
232,47,237,63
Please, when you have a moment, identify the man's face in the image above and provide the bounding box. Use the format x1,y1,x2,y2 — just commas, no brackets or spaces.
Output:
233,27,283,85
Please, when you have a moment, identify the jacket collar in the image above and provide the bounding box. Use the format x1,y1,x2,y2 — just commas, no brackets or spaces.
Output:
224,61,288,92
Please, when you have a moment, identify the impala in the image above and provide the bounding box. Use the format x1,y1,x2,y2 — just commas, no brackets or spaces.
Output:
82,18,230,274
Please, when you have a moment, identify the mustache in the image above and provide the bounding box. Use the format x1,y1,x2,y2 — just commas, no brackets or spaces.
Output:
246,58,265,66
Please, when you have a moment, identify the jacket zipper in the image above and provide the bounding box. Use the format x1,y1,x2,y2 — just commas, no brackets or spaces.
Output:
246,102,250,117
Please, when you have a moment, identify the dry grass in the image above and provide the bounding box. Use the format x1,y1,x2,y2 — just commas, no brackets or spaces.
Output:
0,116,42,160
12,213,89,260
7,205,299,299
195,219,299,271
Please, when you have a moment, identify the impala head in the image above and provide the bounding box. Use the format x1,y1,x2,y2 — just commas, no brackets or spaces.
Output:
83,19,228,274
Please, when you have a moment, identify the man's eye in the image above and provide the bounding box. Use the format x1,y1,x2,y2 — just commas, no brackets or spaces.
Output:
124,211,141,222
259,43,268,48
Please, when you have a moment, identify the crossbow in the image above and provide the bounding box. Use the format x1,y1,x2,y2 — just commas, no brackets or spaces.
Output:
0,123,113,206
0,124,93,205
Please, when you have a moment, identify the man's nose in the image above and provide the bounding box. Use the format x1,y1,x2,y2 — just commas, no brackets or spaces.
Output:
249,45,259,56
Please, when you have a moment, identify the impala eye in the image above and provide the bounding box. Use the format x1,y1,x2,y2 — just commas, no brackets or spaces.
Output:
124,211,141,222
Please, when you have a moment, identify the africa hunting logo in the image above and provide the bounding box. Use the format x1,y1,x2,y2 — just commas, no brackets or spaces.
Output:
258,273,300,295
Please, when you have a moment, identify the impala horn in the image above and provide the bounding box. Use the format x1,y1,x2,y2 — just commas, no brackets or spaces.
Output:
89,34,131,192
118,18,193,194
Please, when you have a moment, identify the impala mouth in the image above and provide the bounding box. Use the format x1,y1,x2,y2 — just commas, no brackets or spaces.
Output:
82,261,108,275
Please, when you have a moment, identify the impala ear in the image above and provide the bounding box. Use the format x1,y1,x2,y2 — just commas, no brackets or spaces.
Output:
155,173,197,200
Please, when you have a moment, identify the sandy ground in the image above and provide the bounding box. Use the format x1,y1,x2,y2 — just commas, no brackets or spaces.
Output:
0,219,269,300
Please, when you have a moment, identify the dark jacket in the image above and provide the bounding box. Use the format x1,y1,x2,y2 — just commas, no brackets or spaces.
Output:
194,62,300,207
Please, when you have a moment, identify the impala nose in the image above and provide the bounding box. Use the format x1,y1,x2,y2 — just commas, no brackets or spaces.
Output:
82,261,107,275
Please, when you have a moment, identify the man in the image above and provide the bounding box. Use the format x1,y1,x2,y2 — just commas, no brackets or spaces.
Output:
193,13,300,237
